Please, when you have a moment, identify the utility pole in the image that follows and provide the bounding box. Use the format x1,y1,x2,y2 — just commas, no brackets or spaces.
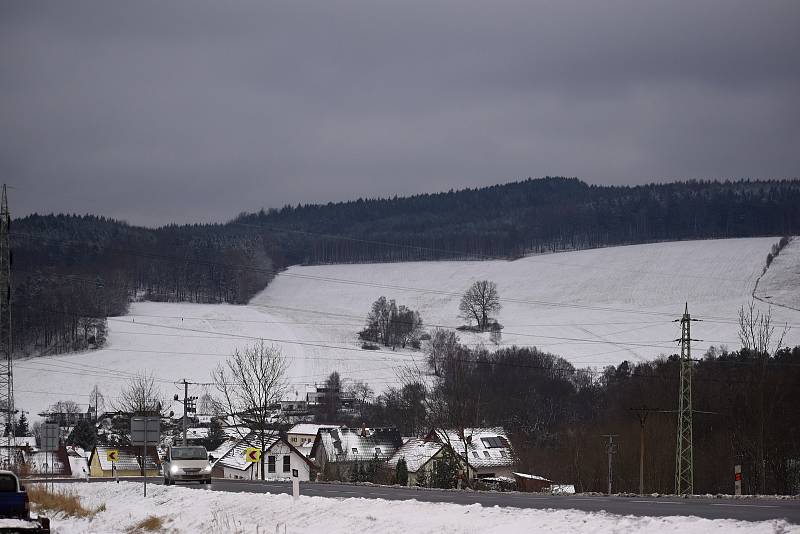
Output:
674,303,699,496
0,185,15,467
602,434,618,495
182,379,188,446
176,380,198,446
631,408,649,495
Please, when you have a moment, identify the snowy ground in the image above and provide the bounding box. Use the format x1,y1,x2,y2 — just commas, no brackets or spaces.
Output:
40,482,799,534
16,237,800,417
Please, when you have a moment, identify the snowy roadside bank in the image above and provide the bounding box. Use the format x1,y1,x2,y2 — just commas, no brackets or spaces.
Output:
40,482,797,533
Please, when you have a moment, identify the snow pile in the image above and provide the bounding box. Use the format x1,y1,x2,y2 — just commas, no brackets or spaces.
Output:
46,482,797,534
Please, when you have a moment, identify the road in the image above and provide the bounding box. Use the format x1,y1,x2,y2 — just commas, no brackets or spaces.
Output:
33,478,800,524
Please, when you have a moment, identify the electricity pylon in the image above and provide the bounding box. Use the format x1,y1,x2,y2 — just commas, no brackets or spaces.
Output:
674,302,698,495
0,185,14,466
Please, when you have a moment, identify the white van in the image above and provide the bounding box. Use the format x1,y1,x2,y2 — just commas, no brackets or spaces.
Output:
162,446,212,485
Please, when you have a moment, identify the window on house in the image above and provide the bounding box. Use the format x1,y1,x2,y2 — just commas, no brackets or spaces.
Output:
283,455,291,472
483,451,490,458
472,452,479,458
352,448,358,454
481,437,507,448
375,447,381,455
268,455,276,473
500,450,508,458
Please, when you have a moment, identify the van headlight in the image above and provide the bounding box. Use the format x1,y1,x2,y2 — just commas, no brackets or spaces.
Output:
202,465,212,473
170,466,180,474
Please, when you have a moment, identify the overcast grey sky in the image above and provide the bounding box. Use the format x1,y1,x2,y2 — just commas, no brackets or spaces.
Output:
2,1,799,226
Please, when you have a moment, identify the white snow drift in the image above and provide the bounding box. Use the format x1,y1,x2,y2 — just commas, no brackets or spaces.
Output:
42,482,800,534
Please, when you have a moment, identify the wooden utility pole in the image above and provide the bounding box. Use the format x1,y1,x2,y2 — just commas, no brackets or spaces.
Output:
0,185,14,466
601,434,618,495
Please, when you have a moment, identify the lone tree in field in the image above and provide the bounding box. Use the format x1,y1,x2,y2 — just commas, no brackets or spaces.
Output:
212,341,288,480
458,280,501,331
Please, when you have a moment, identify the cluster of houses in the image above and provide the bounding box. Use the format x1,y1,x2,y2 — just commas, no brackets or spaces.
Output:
6,388,571,493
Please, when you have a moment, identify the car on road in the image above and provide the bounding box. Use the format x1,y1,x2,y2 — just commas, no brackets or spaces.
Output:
162,446,212,485
0,470,50,533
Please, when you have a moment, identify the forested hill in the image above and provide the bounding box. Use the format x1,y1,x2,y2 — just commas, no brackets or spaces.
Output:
11,177,800,355
236,177,800,263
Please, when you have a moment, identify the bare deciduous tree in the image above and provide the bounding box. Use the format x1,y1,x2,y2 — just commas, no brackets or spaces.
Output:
458,280,501,331
738,300,790,494
89,385,105,421
115,372,167,416
347,380,374,419
212,341,288,480
425,328,459,377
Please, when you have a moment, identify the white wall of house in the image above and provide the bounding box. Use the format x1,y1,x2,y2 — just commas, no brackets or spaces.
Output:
221,442,311,481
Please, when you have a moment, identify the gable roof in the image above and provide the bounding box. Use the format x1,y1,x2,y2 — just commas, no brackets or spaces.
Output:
387,438,443,473
311,427,402,464
27,448,72,476
426,427,513,469
215,432,314,471
90,446,160,471
288,423,340,436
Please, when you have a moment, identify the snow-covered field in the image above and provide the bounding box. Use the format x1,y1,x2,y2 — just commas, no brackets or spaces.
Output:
41,482,800,533
16,237,800,417
756,237,800,311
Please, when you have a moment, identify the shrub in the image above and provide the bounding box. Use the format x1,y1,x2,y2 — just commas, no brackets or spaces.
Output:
127,515,165,532
27,485,101,518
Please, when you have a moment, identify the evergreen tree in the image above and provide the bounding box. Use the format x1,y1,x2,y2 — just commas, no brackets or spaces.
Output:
16,412,29,436
430,447,460,489
68,418,97,451
395,457,409,486
415,466,428,487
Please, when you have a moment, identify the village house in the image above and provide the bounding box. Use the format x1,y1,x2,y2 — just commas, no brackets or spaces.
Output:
386,438,462,486
212,433,314,481
286,423,340,450
311,427,402,480
425,427,515,480
88,446,160,478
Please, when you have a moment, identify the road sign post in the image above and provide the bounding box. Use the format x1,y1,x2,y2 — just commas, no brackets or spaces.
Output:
131,417,160,497
107,450,119,483
41,423,59,492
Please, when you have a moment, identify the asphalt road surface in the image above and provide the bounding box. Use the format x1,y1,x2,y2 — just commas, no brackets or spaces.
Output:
35,478,800,524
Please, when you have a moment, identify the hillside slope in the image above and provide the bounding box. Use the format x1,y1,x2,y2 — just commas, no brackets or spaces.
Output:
16,237,800,418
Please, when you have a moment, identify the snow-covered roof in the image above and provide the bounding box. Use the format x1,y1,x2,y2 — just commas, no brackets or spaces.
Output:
215,433,314,471
312,427,402,463
4,436,36,448
288,423,339,436
387,438,443,473
429,427,513,469
513,472,551,482
92,446,159,471
27,450,71,475
185,427,209,440
208,439,238,461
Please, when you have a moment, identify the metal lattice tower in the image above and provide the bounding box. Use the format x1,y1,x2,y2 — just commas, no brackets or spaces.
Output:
0,185,14,466
674,302,695,495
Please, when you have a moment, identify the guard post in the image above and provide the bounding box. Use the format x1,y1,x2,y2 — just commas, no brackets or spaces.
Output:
734,464,742,496
292,468,299,500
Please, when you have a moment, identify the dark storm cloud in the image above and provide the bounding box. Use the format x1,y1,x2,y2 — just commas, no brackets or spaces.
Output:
2,0,799,226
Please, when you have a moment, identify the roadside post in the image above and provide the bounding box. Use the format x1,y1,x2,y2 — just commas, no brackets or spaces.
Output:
41,423,59,492
292,468,299,500
734,464,742,496
107,449,119,484
244,447,261,479
131,416,160,497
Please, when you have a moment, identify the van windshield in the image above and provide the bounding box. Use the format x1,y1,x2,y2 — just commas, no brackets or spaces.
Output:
171,447,208,460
